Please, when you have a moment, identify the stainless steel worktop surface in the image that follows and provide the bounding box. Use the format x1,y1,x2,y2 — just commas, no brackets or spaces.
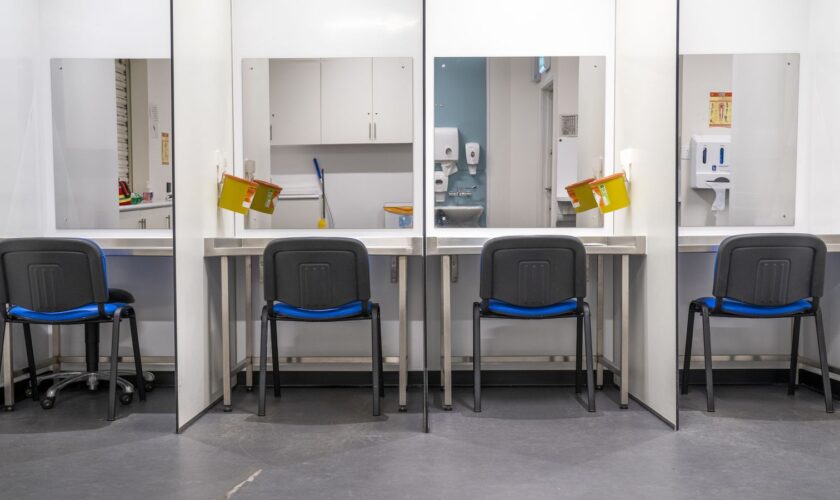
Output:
427,235,646,255
90,238,173,256
205,236,422,257
679,234,840,253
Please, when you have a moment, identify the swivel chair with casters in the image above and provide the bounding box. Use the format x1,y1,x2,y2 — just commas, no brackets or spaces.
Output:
473,236,596,413
257,237,383,417
682,233,834,413
0,238,153,420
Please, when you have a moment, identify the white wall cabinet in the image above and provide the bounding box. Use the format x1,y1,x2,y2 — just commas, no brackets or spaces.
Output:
269,59,321,145
372,57,413,143
119,205,172,229
269,57,412,145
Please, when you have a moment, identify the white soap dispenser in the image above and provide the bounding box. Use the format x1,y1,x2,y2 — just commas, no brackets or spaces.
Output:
465,142,480,175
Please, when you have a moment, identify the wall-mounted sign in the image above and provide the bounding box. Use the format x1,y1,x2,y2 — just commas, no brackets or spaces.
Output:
709,91,732,128
161,132,170,165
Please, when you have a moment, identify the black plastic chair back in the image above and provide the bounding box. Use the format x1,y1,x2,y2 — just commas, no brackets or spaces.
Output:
479,236,587,307
713,234,826,306
263,237,371,309
0,238,108,313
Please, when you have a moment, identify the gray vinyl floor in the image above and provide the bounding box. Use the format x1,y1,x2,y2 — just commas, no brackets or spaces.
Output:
0,383,837,499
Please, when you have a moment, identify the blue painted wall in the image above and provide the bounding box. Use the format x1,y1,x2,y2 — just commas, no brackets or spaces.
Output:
434,57,486,227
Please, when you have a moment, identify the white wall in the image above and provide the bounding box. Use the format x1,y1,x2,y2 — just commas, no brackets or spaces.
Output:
145,59,173,201
614,0,678,425
173,0,234,429
679,0,840,387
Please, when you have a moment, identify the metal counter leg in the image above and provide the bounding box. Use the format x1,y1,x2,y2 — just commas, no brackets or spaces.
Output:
596,255,604,390
3,321,13,411
620,254,629,409
221,256,232,412
398,256,408,412
441,255,452,411
245,256,254,392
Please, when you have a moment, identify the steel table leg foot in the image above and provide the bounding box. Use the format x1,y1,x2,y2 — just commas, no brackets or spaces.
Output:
398,405,407,413
223,405,232,413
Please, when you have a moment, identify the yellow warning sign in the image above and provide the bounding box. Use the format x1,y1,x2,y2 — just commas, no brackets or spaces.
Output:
709,92,732,128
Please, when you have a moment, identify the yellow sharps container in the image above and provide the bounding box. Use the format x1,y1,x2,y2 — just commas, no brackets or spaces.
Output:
589,172,630,214
564,178,598,213
218,174,258,214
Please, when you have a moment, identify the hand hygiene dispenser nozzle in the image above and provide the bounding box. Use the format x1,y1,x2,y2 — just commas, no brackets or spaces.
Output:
690,135,731,211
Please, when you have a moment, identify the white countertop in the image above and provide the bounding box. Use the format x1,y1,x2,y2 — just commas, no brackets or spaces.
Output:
119,201,173,212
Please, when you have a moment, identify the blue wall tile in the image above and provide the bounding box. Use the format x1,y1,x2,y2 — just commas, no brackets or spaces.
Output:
434,57,487,227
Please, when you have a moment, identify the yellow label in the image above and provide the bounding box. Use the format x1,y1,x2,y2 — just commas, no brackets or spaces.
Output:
709,92,733,128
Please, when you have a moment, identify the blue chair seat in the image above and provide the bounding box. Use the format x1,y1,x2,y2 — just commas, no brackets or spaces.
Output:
486,298,578,318
8,302,127,322
697,297,813,316
273,300,368,320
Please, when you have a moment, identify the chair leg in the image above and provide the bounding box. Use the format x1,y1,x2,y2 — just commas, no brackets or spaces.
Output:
22,324,39,401
258,307,269,416
700,305,714,412
473,302,481,413
583,304,596,412
682,304,696,395
270,318,281,398
128,310,145,402
371,304,381,417
814,309,834,413
788,316,801,396
108,310,123,421
575,315,583,394
377,309,384,398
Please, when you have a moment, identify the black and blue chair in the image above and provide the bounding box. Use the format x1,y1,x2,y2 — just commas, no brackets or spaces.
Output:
258,237,383,417
0,238,148,421
682,234,834,413
472,236,595,412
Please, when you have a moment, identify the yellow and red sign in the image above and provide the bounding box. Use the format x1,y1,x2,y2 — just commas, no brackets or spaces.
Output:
709,91,732,128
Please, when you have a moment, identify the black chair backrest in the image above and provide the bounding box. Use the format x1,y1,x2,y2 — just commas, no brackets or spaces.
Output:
479,236,587,307
0,238,108,312
713,234,826,305
263,237,371,309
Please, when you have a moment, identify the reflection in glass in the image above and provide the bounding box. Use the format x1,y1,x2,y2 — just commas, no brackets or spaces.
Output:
679,54,799,227
51,58,172,229
434,56,607,229
241,57,414,230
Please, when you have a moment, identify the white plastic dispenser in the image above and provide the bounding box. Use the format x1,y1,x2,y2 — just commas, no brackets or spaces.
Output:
690,135,731,211
434,171,449,203
465,142,480,175
435,127,459,177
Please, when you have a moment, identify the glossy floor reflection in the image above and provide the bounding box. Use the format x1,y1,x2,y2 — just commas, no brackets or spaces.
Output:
0,385,837,499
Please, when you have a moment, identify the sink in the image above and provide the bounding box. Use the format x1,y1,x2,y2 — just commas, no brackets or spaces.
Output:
436,205,484,227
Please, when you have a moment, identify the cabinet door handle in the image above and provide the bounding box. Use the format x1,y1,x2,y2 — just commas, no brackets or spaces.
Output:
165,215,171,229
269,125,272,141
373,122,377,140
139,218,146,229
368,122,372,139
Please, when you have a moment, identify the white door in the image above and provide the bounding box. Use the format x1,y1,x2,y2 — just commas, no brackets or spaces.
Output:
269,59,321,145
321,58,373,144
372,58,413,143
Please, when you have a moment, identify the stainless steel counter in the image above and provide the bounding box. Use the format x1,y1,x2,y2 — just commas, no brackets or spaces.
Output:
679,234,840,253
205,236,421,257
428,235,646,255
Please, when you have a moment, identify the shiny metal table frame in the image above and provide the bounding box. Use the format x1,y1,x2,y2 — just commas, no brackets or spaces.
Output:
678,234,840,379
428,235,646,410
206,237,422,412
2,238,173,410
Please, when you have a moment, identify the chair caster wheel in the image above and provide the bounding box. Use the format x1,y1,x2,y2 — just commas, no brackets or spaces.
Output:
120,393,133,405
620,404,629,410
443,405,452,411
24,387,33,398
41,398,55,410
144,382,155,393
398,405,407,412
223,405,233,413
4,405,15,412
246,386,254,392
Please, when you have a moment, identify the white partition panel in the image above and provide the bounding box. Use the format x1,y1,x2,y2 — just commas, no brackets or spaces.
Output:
614,0,678,425
173,0,234,430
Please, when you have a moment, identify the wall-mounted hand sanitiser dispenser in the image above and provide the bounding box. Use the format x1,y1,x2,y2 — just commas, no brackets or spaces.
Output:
690,135,731,211
465,142,479,175
434,127,459,177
